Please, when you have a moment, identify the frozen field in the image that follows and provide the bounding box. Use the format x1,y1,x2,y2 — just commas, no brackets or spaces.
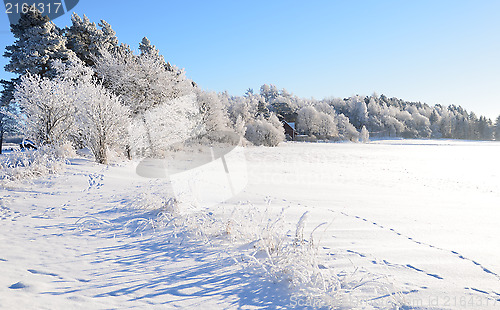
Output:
1,139,500,309
242,140,500,309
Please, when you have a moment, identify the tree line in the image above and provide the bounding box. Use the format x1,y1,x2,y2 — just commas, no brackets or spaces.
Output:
256,85,500,141
0,10,499,162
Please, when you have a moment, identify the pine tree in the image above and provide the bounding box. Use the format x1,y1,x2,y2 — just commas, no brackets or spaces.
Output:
495,115,500,141
0,80,18,153
65,14,119,66
139,37,159,57
260,84,279,103
4,9,75,78
256,100,270,119
98,20,119,50
467,112,480,140
138,37,181,75
478,116,494,140
429,110,440,124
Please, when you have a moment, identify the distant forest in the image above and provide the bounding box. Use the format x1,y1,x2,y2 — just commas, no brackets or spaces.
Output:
237,85,500,141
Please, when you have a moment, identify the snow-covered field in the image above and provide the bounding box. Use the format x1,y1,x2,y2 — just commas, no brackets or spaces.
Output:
1,139,500,309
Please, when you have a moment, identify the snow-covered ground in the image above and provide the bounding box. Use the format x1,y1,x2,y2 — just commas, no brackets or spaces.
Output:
1,139,500,309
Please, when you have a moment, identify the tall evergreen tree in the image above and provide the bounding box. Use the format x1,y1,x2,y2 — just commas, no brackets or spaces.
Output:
494,115,500,141
256,100,270,119
138,36,181,74
138,37,160,57
65,14,119,66
477,116,494,140
4,9,75,78
0,80,18,153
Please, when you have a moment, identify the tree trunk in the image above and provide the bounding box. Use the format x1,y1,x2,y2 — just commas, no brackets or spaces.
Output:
0,129,3,154
142,115,156,157
125,144,132,160
98,141,108,165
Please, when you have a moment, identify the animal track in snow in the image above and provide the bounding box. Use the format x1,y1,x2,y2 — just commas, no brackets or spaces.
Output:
87,173,104,191
27,269,61,278
8,282,28,289
405,264,443,280
465,287,500,302
339,211,500,281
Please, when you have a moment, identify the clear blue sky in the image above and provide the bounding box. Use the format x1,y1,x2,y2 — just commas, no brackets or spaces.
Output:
1,0,499,119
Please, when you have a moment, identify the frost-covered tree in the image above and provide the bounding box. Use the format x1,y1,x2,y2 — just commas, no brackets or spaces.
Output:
94,48,197,156
0,108,14,154
227,96,255,136
65,13,119,66
4,9,75,78
228,89,284,146
353,98,368,128
429,110,442,138
342,96,368,129
0,79,15,107
129,94,199,155
366,97,384,133
196,90,231,138
407,106,431,138
453,115,468,140
260,84,279,103
3,9,77,120
58,57,129,162
296,106,337,139
296,106,319,136
14,73,78,145
495,115,500,141
76,81,129,164
95,49,193,115
317,112,338,139
467,112,480,140
260,85,300,122
245,114,285,146
477,116,494,141
14,59,130,163
228,98,250,123
138,37,159,57
138,37,180,75
359,126,369,143
313,101,336,115
439,108,455,138
235,85,500,142
60,59,131,163
337,114,359,141
0,80,18,153
256,100,271,119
